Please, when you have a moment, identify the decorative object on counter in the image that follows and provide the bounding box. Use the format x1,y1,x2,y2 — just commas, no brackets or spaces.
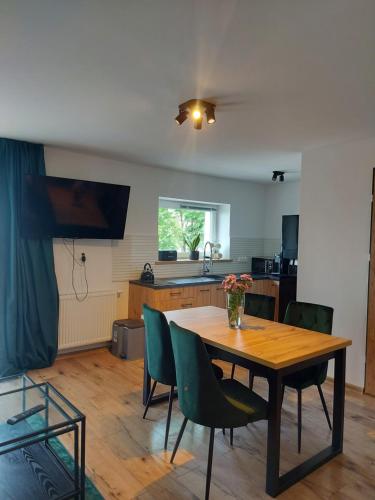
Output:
158,250,177,261
212,242,223,260
140,262,154,283
184,234,201,260
222,274,253,328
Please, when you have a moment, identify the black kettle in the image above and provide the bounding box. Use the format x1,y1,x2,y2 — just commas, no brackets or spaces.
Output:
140,262,154,283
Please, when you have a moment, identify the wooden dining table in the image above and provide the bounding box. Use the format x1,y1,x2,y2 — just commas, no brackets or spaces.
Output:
142,306,352,497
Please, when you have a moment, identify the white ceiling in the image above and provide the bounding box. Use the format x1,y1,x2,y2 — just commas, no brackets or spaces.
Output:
1,0,374,182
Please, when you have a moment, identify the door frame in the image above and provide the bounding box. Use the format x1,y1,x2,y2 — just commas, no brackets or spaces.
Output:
365,168,375,395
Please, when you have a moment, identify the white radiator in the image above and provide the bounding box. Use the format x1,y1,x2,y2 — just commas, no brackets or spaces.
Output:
58,290,117,351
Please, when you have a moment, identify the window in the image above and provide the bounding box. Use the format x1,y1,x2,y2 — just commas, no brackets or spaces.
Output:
158,198,218,258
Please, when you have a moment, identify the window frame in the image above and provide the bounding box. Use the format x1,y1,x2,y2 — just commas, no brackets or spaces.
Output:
158,197,219,258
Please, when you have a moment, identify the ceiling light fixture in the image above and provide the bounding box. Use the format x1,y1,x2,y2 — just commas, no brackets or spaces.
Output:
272,171,285,182
175,99,216,130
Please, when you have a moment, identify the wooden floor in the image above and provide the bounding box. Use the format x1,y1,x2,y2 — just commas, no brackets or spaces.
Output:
30,349,375,500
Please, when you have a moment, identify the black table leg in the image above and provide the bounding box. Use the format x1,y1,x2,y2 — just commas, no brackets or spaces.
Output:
265,348,347,497
266,369,283,496
332,348,346,451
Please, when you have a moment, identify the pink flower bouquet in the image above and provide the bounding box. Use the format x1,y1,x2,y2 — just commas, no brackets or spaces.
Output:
222,274,253,328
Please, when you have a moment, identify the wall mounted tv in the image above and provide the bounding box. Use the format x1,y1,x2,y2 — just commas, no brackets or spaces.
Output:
22,175,131,239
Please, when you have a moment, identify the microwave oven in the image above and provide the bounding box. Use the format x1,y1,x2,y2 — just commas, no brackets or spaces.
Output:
251,257,274,274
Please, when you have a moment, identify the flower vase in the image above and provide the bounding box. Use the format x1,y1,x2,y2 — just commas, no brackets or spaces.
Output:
227,292,245,328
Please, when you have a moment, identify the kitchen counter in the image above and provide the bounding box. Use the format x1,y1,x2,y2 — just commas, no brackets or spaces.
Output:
130,272,281,289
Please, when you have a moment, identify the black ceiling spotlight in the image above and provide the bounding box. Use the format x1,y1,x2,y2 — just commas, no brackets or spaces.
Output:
206,106,216,124
175,99,216,129
272,171,285,182
175,109,188,125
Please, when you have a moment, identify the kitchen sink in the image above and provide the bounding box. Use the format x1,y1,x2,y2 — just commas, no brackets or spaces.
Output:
167,275,224,285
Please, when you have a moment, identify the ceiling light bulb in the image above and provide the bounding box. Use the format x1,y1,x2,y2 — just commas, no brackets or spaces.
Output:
192,109,202,120
279,174,285,182
206,107,216,124
272,172,277,182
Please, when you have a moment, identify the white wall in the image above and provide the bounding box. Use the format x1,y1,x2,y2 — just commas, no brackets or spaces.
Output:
263,181,300,240
298,137,375,388
45,147,267,313
262,180,300,256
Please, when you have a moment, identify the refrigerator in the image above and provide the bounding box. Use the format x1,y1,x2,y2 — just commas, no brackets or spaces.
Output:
279,215,299,321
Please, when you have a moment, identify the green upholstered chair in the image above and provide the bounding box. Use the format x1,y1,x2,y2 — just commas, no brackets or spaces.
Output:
169,321,268,500
282,301,334,453
142,305,224,450
230,293,276,379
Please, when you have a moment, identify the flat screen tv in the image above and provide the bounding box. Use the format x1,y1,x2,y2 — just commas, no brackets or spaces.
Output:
22,175,131,239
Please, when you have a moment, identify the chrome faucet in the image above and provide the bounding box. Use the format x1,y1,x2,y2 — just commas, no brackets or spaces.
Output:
202,241,213,275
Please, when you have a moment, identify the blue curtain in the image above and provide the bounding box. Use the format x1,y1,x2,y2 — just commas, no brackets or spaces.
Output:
0,138,59,376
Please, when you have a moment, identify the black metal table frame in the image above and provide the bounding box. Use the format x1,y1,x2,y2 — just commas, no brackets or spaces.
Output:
143,344,346,497
0,374,86,500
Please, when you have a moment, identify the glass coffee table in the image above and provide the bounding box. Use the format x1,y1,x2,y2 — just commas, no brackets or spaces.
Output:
0,374,86,499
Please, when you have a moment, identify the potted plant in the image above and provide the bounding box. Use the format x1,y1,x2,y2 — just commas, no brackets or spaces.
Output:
184,234,201,260
222,274,253,328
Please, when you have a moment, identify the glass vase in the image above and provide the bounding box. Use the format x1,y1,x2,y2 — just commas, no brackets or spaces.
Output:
226,292,245,328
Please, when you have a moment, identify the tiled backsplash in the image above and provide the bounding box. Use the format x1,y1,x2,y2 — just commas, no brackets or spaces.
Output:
112,234,280,282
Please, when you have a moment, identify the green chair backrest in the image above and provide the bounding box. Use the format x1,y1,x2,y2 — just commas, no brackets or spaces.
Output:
284,301,333,334
284,301,334,384
142,304,176,386
244,293,275,320
169,321,248,429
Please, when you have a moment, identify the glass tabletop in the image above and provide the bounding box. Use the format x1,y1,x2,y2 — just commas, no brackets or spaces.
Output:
0,374,83,453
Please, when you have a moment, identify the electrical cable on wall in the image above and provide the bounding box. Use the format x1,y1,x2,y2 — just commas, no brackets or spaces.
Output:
63,239,89,302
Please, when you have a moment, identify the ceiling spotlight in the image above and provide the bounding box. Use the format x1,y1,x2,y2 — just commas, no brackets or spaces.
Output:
206,107,216,124
194,115,203,130
272,171,285,182
175,109,188,125
175,99,216,130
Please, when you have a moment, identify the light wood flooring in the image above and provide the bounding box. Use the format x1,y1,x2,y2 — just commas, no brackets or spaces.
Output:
30,349,375,500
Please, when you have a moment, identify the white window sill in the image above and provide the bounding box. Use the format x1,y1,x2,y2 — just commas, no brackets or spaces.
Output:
155,259,232,265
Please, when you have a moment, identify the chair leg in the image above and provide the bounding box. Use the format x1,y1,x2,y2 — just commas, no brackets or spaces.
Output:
317,384,332,431
164,385,174,450
281,384,285,408
230,428,233,446
249,372,254,390
205,428,215,500
143,380,157,419
230,364,236,379
222,428,225,435
170,417,188,463
297,388,302,454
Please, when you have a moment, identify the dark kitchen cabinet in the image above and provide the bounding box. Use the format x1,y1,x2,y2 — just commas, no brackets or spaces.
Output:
282,215,299,260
